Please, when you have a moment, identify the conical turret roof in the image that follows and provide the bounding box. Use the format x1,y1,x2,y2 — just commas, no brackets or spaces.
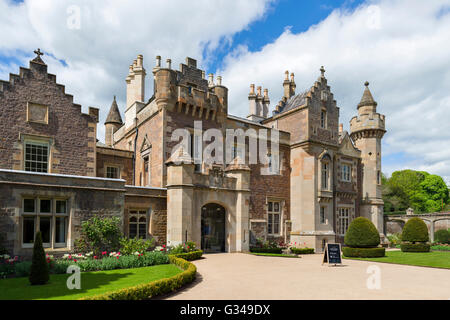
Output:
105,96,123,124
358,81,377,108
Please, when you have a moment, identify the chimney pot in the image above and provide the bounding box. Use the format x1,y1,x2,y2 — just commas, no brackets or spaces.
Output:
257,86,262,96
339,123,343,133
156,56,161,68
217,76,222,86
166,59,171,69
208,73,214,86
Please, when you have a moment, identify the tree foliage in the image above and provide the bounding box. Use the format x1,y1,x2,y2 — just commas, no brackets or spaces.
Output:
382,169,449,213
29,231,49,285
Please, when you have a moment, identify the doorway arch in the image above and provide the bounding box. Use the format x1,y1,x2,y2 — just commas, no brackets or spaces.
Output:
201,203,226,253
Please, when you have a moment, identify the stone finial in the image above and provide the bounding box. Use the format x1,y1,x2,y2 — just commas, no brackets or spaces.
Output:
34,48,44,58
365,81,370,87
217,76,222,86
156,55,161,68
257,86,262,96
166,59,172,69
249,84,255,95
320,66,325,77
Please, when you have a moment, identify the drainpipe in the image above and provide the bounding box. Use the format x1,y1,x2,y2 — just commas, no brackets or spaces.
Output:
132,118,139,185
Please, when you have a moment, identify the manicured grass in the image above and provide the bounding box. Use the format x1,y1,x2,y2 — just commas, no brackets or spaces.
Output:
0,264,182,300
250,253,299,258
343,250,450,269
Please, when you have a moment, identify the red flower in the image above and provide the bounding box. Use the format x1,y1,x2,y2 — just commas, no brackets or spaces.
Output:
162,245,166,248
94,256,97,259
160,249,164,251
116,256,119,259
102,251,107,255
74,259,77,262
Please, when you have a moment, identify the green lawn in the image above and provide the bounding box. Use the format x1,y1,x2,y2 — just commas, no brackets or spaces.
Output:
0,264,182,300
343,250,450,269
250,252,299,258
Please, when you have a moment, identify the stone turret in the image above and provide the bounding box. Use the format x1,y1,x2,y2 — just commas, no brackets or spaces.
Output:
104,96,123,147
350,81,386,235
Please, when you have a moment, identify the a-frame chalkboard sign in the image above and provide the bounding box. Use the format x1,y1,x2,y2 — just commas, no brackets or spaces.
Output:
322,243,342,266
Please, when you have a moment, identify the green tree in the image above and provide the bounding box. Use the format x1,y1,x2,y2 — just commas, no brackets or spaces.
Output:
29,231,49,285
75,217,123,255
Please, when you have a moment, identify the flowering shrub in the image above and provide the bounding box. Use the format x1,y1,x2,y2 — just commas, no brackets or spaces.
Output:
119,237,155,256
0,254,19,279
75,217,122,255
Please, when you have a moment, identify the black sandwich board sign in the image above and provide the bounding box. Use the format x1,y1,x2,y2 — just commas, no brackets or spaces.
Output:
322,243,342,266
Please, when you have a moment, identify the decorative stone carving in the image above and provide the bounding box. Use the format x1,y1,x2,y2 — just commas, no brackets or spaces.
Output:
27,102,48,124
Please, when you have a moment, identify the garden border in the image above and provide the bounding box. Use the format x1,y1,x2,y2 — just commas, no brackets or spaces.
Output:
79,256,197,300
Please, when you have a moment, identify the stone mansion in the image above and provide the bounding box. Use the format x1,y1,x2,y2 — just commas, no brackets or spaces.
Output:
0,50,386,256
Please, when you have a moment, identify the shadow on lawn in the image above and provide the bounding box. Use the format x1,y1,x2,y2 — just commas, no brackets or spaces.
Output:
2,271,134,300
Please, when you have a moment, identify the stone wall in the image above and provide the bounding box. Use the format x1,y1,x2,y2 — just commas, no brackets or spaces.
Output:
124,186,167,245
96,146,133,184
0,59,98,176
0,169,124,257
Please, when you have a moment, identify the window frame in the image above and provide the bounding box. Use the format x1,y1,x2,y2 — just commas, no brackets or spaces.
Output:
24,140,50,173
267,201,281,236
320,109,327,129
128,209,148,239
320,206,327,224
21,197,69,249
338,207,350,236
106,166,120,179
321,161,330,190
341,163,352,182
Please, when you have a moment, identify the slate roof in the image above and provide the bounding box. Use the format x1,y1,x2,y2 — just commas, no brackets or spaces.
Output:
276,91,308,114
105,96,123,124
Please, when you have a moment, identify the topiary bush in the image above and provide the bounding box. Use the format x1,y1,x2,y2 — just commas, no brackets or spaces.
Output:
344,217,380,248
401,217,429,243
170,250,203,261
434,229,449,244
342,247,386,258
29,232,49,285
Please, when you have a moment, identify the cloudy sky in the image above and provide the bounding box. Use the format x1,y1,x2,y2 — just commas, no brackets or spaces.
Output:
1,0,450,182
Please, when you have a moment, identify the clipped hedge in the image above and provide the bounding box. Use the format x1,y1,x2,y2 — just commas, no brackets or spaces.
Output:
434,229,450,244
249,247,282,254
400,243,430,252
401,217,429,243
290,247,315,254
342,247,386,258
344,217,380,248
80,256,197,300
169,250,203,261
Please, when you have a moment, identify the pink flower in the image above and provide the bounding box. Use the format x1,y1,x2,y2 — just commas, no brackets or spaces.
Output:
74,259,77,262
94,256,97,259
162,245,166,248
102,251,107,255
116,256,119,259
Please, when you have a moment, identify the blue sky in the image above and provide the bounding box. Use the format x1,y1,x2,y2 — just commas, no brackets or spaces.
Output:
0,0,449,182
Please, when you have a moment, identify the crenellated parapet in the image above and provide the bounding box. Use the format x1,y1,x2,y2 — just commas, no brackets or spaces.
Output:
153,56,228,123
350,112,386,141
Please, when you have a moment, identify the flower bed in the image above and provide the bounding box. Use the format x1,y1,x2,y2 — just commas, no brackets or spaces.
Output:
80,256,197,300
431,244,450,251
6,251,169,278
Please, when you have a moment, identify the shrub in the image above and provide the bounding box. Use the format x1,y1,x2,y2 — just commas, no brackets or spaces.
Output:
290,247,314,254
0,233,8,255
344,217,380,248
434,229,450,244
170,250,203,261
342,247,386,258
400,243,430,252
119,237,155,256
387,233,402,247
401,217,429,243
81,256,197,300
249,247,282,254
431,244,450,251
76,217,123,255
14,261,32,277
29,232,49,285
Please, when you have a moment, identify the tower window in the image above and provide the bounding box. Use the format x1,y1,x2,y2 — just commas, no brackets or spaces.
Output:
321,162,329,190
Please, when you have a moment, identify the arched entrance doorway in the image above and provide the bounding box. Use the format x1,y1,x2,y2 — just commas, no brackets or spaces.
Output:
201,203,226,253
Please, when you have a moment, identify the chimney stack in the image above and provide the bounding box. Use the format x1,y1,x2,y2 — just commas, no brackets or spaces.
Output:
339,123,343,133
166,58,171,69
208,73,214,87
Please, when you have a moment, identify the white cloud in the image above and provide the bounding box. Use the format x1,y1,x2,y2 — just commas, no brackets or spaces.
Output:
0,0,273,140
218,0,450,182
